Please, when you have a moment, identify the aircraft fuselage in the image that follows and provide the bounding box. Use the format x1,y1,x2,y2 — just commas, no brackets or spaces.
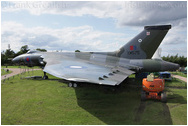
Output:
12,51,179,72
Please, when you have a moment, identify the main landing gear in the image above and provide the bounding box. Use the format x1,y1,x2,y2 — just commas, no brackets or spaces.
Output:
43,72,48,79
68,82,78,88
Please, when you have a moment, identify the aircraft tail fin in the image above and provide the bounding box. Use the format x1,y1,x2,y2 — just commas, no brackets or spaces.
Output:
116,25,171,59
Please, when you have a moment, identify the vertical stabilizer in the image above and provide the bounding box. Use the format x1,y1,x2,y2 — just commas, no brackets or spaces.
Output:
116,25,171,59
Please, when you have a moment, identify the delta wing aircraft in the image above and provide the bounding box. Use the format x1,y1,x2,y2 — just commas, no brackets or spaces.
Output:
12,25,179,87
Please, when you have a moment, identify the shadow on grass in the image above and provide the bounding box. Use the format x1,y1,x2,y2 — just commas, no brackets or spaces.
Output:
167,93,187,104
17,75,183,125
74,81,173,125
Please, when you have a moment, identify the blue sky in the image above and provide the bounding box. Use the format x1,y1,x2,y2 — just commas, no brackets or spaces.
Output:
2,10,119,32
1,1,187,57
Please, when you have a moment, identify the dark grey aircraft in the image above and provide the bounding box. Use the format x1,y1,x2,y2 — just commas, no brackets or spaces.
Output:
12,25,179,86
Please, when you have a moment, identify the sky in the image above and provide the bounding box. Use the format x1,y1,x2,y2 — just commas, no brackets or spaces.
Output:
1,1,187,57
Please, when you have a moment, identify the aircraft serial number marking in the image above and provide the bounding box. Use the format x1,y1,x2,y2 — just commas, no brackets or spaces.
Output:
127,51,140,55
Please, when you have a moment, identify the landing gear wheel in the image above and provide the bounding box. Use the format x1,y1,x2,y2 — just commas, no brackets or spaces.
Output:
161,92,167,103
43,72,48,79
141,90,146,101
73,83,77,88
43,75,48,79
68,83,73,87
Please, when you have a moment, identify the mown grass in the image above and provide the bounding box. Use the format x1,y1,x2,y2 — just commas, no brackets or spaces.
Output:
1,71,187,125
171,71,187,78
166,88,187,125
165,78,187,88
1,66,41,69
1,69,12,76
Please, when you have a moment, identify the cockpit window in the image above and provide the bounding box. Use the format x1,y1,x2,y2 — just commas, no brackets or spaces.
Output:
26,50,40,54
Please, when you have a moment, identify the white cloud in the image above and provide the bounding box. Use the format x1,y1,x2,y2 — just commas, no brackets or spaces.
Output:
161,18,187,45
1,21,186,56
118,1,187,26
1,21,125,52
1,1,187,56
2,1,187,27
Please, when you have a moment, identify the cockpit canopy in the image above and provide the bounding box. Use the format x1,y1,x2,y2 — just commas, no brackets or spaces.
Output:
26,50,41,54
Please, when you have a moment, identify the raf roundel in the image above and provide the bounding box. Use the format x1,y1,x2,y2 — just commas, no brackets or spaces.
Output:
25,57,30,62
138,39,142,43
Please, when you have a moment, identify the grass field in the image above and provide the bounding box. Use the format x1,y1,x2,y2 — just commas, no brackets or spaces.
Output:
1,71,187,125
1,66,41,69
165,78,187,88
171,72,187,78
1,69,12,76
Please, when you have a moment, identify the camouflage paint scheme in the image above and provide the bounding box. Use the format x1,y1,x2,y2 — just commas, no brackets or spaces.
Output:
12,25,179,86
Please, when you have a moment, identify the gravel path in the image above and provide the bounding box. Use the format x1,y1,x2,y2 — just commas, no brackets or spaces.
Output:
171,74,187,82
1,68,41,80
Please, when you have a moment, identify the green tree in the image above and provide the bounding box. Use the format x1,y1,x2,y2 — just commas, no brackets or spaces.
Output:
15,45,30,56
5,49,15,58
1,49,15,65
162,54,187,67
20,45,29,53
75,50,80,52
1,52,7,65
36,48,47,52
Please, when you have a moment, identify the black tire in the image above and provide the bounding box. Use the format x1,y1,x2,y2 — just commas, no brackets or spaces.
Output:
161,92,167,103
73,83,77,88
43,75,48,80
141,90,146,101
68,83,73,87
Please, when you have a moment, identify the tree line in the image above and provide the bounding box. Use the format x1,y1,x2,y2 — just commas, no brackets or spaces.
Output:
162,54,187,67
1,45,187,67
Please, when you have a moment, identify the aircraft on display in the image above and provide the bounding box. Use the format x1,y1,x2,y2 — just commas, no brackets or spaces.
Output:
12,25,179,87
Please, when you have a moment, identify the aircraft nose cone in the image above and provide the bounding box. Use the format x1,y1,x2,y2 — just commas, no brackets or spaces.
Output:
12,57,16,63
12,57,20,63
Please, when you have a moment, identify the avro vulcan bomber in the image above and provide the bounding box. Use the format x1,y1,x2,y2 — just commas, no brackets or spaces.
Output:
12,25,179,86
